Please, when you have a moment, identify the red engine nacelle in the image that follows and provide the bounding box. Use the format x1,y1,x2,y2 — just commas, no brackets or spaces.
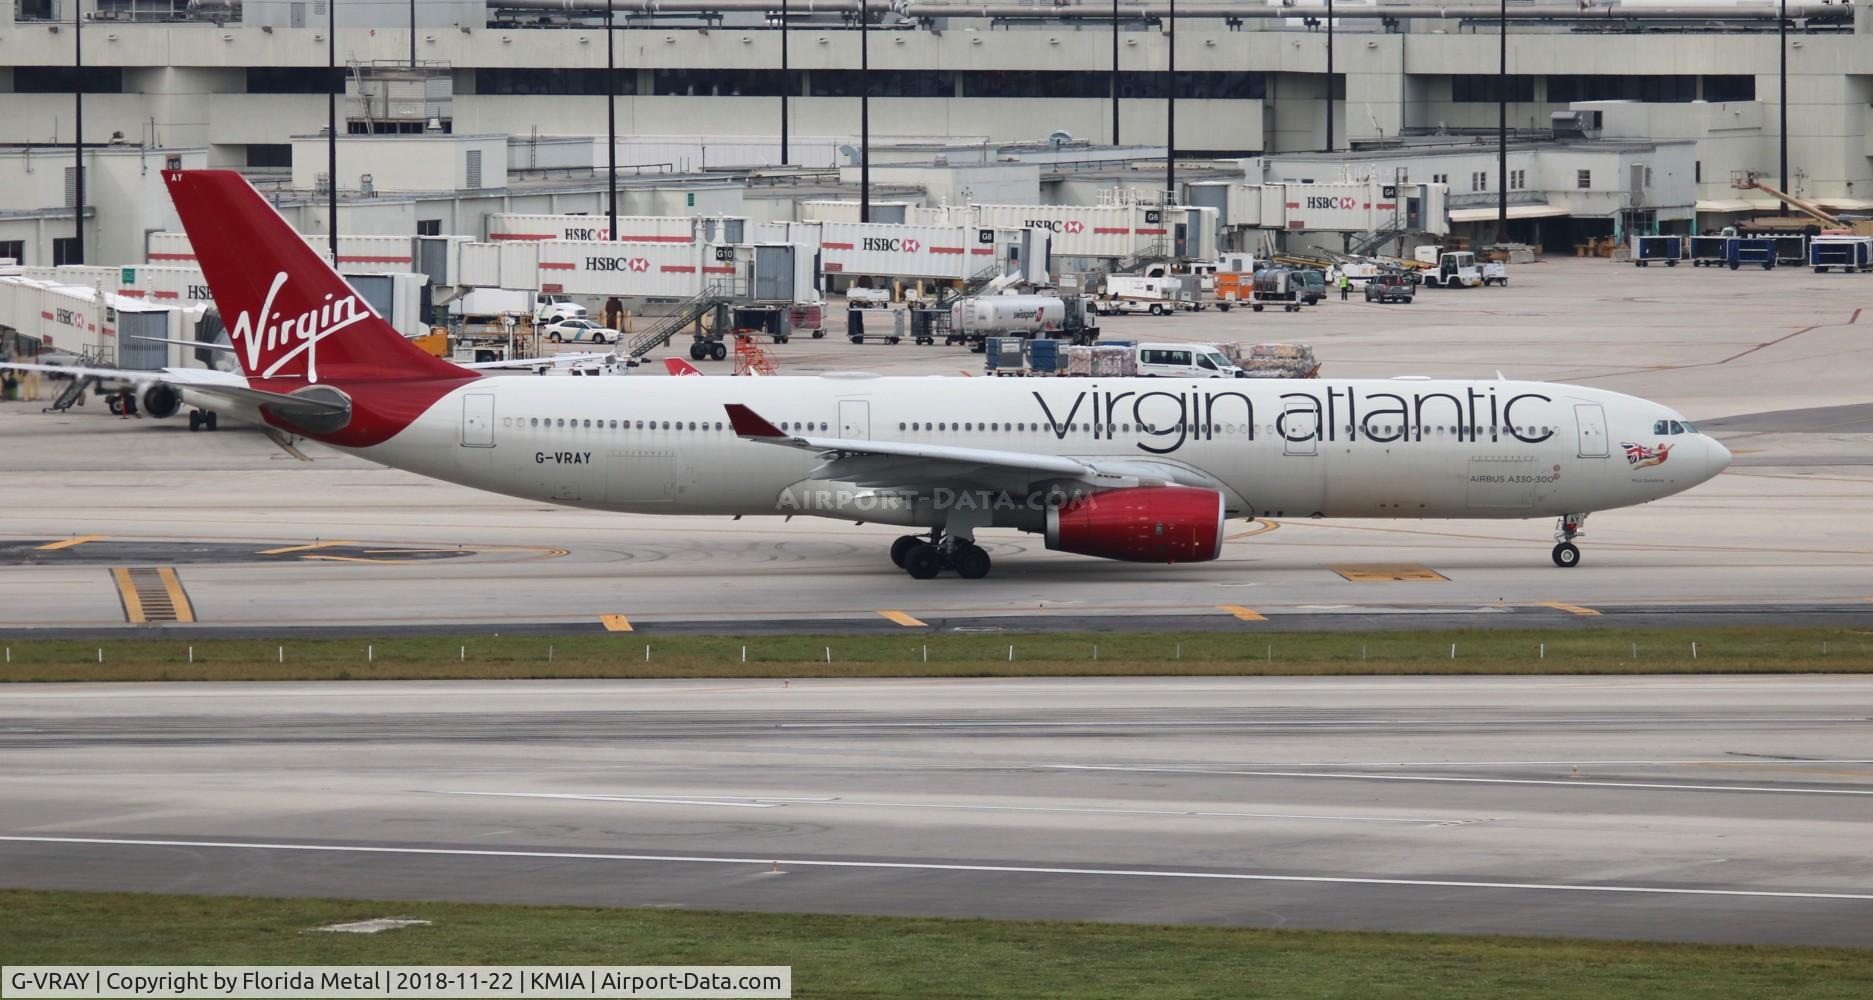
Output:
1044,486,1226,564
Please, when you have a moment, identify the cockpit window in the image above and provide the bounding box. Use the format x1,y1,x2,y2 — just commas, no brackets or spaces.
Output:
1654,420,1670,435
1678,420,1695,433
1668,420,1685,434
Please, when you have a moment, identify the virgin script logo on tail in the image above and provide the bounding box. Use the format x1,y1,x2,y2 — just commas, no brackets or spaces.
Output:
230,272,370,382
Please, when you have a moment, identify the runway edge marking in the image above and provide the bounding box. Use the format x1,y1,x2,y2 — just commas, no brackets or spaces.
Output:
38,534,107,551
109,568,146,624
1538,601,1602,617
156,567,196,624
878,610,928,628
1217,605,1268,622
600,615,634,633
5,836,1872,903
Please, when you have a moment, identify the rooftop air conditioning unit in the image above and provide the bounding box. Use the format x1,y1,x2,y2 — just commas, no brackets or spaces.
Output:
1550,110,1602,139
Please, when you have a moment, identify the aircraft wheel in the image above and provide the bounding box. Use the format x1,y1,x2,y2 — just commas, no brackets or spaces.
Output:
904,544,944,580
689,342,705,361
1551,542,1580,568
954,544,992,580
188,411,202,432
711,342,728,361
204,412,219,431
890,535,922,569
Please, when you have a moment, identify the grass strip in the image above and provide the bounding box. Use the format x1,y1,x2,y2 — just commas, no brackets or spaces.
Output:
0,627,1869,683
3,890,1869,999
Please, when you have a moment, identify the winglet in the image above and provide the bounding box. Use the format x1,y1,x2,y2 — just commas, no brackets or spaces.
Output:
664,357,702,377
724,403,787,439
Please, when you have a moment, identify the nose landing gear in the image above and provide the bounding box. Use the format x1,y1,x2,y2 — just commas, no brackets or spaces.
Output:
1552,513,1589,568
889,531,993,580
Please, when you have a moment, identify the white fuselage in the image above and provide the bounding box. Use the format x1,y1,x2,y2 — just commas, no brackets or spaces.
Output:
334,375,1725,531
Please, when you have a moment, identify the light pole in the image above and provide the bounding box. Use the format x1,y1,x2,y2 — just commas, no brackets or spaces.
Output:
72,0,84,265
860,0,870,223
328,0,338,261
1497,0,1508,243
1325,0,1333,153
1111,0,1120,145
780,0,791,165
1165,0,1175,205
409,0,417,69
607,0,618,240
1778,0,1788,208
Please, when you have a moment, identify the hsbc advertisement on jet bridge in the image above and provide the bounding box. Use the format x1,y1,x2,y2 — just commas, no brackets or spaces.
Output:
1282,182,1396,232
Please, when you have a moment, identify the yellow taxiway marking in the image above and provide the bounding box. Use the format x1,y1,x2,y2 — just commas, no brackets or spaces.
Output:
600,615,635,632
1217,605,1267,622
1330,563,1449,583
878,610,928,628
258,540,356,555
38,535,107,551
156,567,196,624
110,568,146,624
1537,601,1602,617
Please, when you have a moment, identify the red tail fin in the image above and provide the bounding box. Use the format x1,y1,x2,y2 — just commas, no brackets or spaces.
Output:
163,170,461,384
663,357,703,377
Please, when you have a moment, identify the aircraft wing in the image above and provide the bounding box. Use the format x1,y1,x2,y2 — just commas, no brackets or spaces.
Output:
721,402,1226,499
458,352,614,371
0,360,243,387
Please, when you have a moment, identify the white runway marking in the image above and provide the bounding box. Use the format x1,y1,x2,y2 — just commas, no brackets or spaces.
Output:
432,792,780,808
4,835,1872,902
1047,765,1873,796
431,790,1461,825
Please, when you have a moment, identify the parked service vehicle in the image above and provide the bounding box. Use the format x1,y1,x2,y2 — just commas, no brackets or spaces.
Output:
1364,272,1416,304
1135,343,1244,379
542,318,619,344
1292,268,1328,304
1415,249,1484,288
536,293,587,324
1099,273,1200,315
1481,260,1510,286
1248,268,1308,312
948,293,1100,350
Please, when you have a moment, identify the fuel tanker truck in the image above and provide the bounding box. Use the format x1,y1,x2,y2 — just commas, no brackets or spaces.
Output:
947,293,1101,351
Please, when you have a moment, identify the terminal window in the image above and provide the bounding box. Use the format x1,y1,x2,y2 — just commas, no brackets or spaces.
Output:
1577,170,1592,190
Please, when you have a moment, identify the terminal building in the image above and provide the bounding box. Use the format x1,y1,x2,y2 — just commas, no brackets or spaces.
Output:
0,1,1864,264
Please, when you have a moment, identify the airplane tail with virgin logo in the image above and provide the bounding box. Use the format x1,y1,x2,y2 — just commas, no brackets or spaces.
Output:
162,170,463,385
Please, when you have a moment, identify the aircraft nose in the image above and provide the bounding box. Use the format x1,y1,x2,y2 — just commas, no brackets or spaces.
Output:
1706,436,1733,478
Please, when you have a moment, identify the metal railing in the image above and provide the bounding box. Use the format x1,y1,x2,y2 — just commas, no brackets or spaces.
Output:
624,280,740,359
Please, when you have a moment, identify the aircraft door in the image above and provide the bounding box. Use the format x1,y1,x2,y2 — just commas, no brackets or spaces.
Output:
1574,403,1609,458
1282,400,1318,456
838,400,870,440
461,394,495,448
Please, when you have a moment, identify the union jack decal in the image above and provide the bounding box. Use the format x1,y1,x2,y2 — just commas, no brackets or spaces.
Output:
1622,442,1672,469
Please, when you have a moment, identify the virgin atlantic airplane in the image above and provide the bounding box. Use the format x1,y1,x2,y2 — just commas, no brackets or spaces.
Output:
33,170,1733,579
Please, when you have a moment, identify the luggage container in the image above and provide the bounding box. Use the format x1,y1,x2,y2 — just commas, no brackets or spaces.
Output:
1726,238,1777,270
1770,234,1809,266
1631,235,1685,267
1689,235,1729,267
1808,235,1872,273
1024,337,1065,374
983,337,1026,372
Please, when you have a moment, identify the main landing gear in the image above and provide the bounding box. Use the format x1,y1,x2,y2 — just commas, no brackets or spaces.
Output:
890,531,992,580
1552,513,1589,568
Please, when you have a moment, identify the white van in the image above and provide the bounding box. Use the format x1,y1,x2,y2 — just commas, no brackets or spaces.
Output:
1135,343,1243,379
